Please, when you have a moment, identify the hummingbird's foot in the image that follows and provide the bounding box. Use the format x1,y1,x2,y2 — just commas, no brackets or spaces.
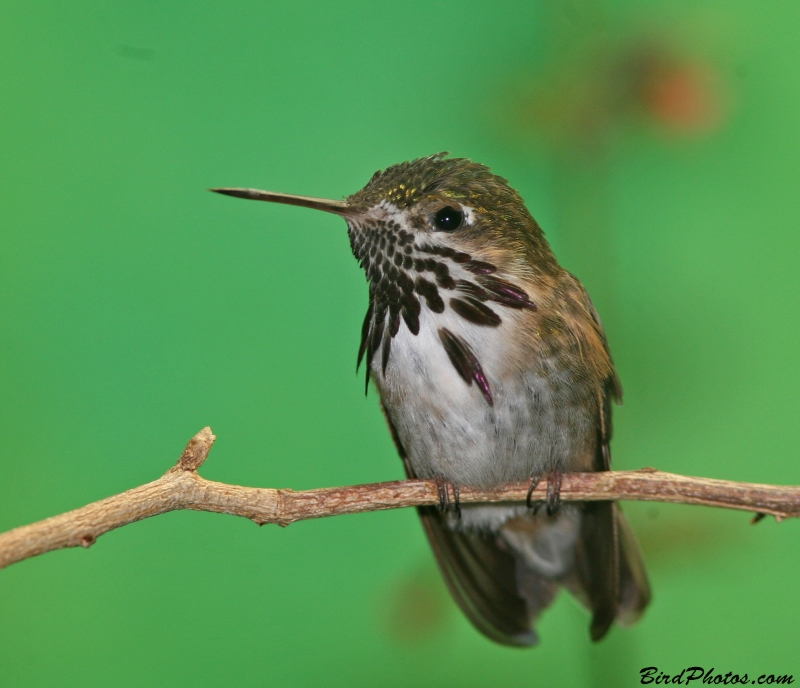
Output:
433,476,461,518
546,470,563,515
526,474,542,509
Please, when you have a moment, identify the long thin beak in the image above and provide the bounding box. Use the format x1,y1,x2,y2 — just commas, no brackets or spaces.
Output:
210,187,351,216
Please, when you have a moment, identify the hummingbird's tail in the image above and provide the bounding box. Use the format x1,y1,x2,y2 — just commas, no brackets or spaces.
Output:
553,501,651,639
418,501,650,646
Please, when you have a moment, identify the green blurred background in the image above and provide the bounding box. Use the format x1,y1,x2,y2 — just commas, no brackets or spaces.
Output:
2,1,799,685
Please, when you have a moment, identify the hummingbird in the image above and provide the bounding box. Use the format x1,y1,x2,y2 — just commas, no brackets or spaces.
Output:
212,153,650,646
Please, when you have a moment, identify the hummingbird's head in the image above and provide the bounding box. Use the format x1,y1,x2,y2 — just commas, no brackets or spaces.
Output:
343,153,557,280
211,154,559,385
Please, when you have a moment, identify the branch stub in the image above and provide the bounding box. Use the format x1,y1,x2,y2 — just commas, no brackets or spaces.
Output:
176,427,216,471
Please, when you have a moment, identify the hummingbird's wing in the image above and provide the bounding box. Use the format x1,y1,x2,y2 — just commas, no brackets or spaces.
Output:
418,507,547,646
564,280,651,638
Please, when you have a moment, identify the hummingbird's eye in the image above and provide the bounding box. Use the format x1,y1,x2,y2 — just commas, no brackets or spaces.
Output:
433,206,463,232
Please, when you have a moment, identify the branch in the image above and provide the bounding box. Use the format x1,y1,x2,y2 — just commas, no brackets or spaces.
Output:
1,427,798,571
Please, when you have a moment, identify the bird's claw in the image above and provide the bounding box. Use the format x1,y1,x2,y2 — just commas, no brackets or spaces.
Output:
546,470,563,515
527,471,562,515
433,476,461,519
526,474,542,510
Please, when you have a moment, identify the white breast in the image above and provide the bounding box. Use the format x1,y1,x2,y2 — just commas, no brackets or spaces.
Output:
371,305,597,494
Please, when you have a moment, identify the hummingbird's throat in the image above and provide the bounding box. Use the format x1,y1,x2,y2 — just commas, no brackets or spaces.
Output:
347,211,538,399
